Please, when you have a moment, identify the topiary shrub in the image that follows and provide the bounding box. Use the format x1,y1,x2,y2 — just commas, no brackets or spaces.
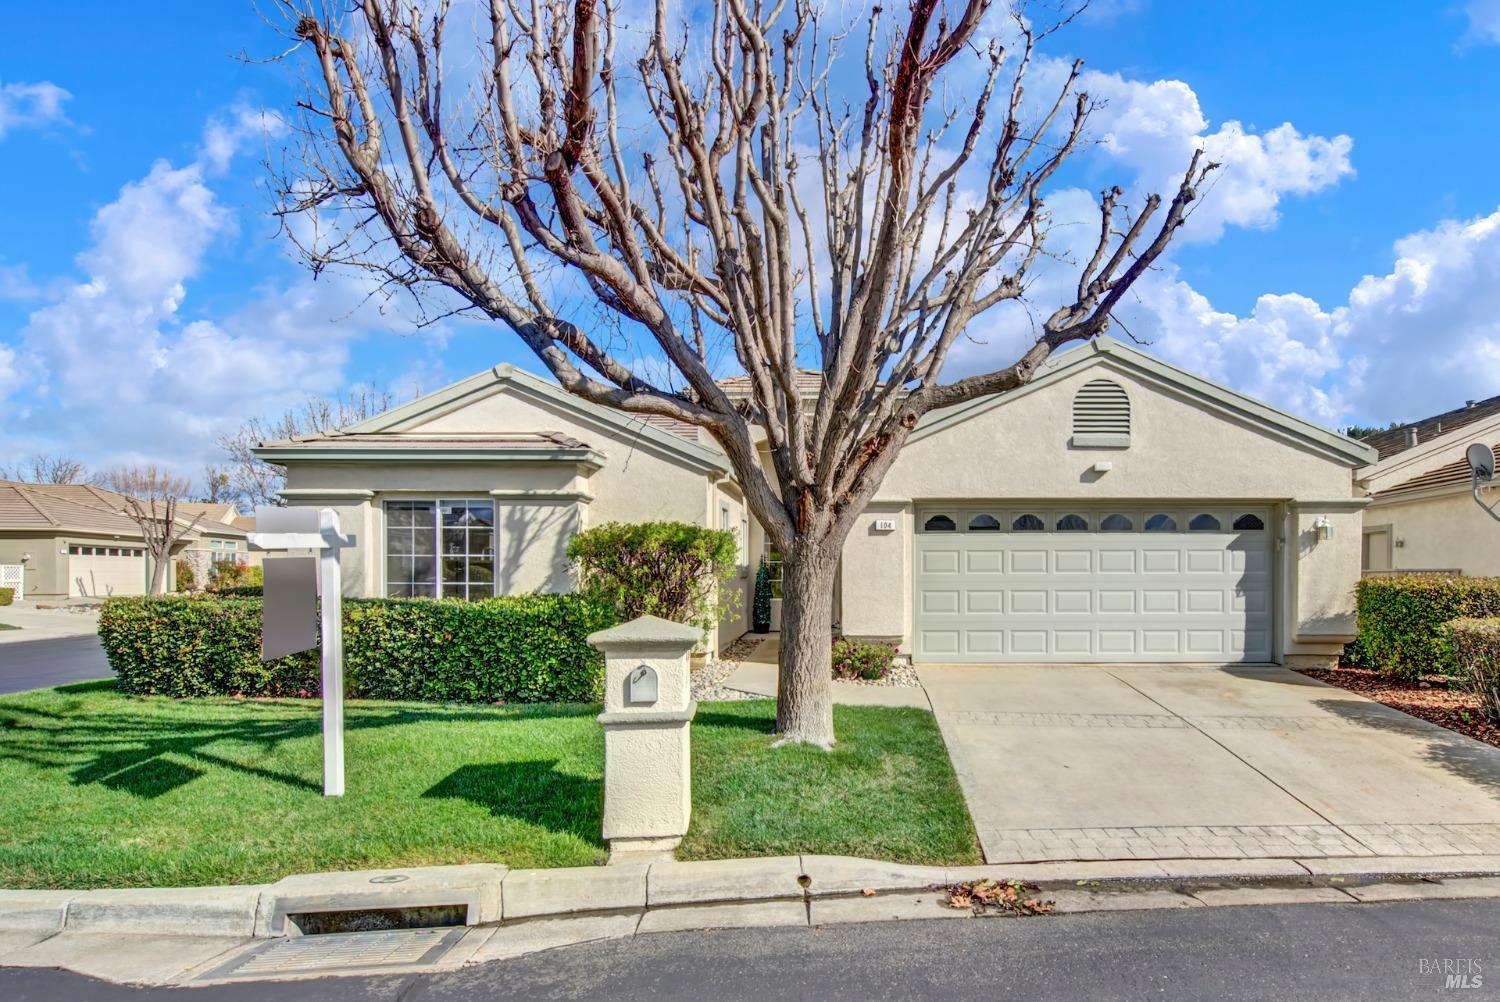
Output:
99,593,617,703
567,521,738,633
1447,618,1500,723
831,638,897,681
1353,575,1500,678
0,587,12,607
752,559,773,634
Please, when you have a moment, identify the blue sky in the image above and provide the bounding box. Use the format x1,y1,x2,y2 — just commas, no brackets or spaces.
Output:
3,1,1500,479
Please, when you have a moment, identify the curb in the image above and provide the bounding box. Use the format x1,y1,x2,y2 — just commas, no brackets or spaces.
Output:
4,853,1500,940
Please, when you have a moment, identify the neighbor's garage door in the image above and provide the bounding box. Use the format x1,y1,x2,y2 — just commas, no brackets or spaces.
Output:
914,506,1274,663
68,544,148,598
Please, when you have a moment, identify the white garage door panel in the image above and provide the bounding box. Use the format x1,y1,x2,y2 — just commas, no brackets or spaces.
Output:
914,506,1274,663
69,549,148,597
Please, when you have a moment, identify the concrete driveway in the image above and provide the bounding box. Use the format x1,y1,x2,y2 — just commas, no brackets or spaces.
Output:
920,664,1500,864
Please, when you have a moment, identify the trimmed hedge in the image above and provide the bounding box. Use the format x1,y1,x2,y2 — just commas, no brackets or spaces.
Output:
0,587,12,607
1352,575,1500,678
1447,618,1500,723
567,521,737,633
210,586,264,598
99,594,617,703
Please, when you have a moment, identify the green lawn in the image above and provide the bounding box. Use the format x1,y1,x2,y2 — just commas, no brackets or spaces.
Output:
0,683,978,888
0,623,19,630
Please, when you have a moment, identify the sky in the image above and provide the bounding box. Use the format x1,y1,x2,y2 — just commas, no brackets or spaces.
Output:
2,1,1500,481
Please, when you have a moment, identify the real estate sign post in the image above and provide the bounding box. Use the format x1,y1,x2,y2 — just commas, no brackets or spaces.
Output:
249,506,356,797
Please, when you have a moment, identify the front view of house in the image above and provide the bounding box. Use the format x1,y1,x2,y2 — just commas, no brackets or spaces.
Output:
256,337,1376,668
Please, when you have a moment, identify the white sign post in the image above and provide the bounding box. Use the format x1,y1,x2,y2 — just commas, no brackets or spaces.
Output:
249,506,356,797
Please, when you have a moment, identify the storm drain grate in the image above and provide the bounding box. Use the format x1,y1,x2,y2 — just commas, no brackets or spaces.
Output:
201,927,469,981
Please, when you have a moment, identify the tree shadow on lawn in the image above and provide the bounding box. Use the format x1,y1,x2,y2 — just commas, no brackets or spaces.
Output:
0,690,599,801
423,761,602,843
691,705,778,734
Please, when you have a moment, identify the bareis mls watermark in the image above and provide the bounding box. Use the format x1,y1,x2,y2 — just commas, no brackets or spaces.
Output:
1419,958,1484,990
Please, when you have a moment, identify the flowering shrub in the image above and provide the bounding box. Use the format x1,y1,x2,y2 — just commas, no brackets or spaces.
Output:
832,638,896,681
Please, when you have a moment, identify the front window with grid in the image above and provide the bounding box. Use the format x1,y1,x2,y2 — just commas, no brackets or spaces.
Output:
386,500,496,599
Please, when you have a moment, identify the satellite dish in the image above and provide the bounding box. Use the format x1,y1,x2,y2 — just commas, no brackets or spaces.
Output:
1467,442,1495,482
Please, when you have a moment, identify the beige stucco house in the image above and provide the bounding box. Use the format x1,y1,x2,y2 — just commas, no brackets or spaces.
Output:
0,483,250,600
176,502,260,585
255,337,1376,667
1355,396,1500,576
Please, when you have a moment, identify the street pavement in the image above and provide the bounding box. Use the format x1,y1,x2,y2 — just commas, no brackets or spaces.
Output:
1,899,1496,1000
0,634,112,694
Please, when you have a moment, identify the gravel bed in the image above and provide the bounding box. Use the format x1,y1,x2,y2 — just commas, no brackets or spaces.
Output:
837,662,921,688
692,636,922,701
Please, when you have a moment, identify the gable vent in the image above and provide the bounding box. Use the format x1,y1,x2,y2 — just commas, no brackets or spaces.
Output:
1072,379,1131,448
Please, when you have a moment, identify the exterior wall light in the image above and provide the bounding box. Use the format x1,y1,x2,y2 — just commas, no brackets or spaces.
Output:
1314,515,1333,541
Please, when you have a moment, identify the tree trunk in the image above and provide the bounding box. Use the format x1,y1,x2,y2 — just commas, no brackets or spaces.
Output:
774,541,839,748
148,548,169,595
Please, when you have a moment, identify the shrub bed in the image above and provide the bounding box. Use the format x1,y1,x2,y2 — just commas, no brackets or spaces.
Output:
1351,575,1500,678
99,594,616,703
1447,618,1500,723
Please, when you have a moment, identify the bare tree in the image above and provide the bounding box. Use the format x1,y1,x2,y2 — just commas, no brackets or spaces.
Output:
104,466,205,595
1,452,100,485
273,0,1213,747
218,387,399,508
202,466,234,504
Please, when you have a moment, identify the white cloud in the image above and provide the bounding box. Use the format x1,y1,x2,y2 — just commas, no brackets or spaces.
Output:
0,263,42,302
1465,0,1500,43
1079,70,1354,241
1117,207,1500,427
1,107,417,472
0,80,71,137
945,180,1500,430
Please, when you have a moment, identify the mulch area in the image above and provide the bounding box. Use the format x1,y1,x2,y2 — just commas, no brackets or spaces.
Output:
1297,665,1500,749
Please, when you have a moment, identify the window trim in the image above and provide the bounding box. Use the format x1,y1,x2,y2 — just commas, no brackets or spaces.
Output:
967,512,1002,532
1011,513,1046,532
922,513,958,532
383,497,498,600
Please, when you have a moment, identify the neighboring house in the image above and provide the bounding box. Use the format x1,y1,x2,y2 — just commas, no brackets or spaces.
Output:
255,336,1375,668
176,502,260,584
1354,395,1500,576
0,482,249,600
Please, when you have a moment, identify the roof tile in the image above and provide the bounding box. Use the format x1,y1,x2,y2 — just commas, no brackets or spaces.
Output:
1359,395,1500,459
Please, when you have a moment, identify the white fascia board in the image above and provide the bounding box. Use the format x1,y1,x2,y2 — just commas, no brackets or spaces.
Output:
339,364,731,475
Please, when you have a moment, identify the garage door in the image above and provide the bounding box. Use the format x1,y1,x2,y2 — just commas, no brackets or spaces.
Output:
914,505,1274,663
68,545,148,598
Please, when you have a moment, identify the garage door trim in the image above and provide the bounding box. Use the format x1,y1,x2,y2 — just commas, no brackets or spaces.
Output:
912,503,1279,664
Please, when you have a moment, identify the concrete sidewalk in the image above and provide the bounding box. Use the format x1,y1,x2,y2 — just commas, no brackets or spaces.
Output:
5,854,1500,986
0,603,100,644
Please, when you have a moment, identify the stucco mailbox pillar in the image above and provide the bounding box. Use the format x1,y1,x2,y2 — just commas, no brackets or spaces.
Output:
588,615,700,856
